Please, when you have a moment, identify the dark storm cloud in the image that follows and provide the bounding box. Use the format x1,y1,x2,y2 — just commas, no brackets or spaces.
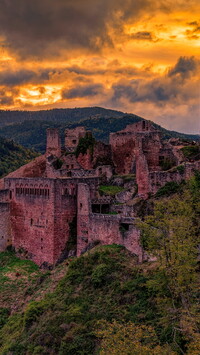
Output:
0,68,57,86
111,56,199,106
62,83,104,99
168,56,198,79
112,79,177,104
0,0,154,57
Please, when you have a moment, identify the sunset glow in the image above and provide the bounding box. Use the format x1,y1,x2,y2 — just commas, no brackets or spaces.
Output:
0,0,199,132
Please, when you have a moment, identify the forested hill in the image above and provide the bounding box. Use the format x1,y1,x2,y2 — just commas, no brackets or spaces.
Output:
0,137,38,178
0,107,124,127
0,107,199,153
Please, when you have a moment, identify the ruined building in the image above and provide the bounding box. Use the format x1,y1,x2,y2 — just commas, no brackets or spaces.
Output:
0,121,199,266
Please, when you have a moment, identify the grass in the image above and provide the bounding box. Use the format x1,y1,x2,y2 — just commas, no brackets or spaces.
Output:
99,185,124,196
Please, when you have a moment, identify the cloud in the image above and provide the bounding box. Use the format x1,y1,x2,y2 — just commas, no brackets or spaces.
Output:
0,88,19,106
0,68,57,87
129,31,158,41
0,0,153,58
0,0,192,59
111,56,199,106
185,21,200,40
168,56,198,79
62,83,104,99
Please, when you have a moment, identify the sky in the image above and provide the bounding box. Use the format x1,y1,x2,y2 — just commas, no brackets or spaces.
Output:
0,0,199,133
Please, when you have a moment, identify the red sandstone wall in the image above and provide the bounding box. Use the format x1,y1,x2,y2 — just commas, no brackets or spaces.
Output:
53,180,77,263
6,178,56,265
4,178,79,266
46,128,61,157
149,161,200,195
92,142,112,168
77,183,90,255
135,150,150,198
111,139,136,174
77,150,93,170
0,203,11,251
77,183,144,261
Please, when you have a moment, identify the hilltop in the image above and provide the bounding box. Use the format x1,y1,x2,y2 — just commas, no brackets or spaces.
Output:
0,107,199,153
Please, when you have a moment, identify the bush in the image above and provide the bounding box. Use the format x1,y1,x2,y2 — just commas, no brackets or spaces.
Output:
75,133,95,157
156,181,183,197
181,145,200,160
91,264,109,287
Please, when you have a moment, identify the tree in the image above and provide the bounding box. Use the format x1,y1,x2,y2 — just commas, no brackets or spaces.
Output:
138,183,200,353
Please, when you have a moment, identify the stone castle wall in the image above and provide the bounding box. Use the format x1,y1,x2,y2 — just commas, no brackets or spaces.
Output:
46,128,61,157
0,203,11,251
77,183,144,261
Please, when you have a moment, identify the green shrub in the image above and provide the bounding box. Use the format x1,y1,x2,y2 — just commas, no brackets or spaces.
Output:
91,264,109,287
23,301,47,329
181,145,200,160
160,157,176,171
0,308,10,329
75,133,95,157
156,181,183,197
176,165,185,174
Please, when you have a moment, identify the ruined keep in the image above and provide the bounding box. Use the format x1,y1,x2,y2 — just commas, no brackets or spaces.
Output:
0,121,199,266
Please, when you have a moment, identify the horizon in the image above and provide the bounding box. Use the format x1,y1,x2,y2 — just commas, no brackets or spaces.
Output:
0,1,199,134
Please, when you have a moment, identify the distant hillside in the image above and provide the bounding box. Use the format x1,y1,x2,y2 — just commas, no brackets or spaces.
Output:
0,107,124,128
0,107,199,153
0,137,38,178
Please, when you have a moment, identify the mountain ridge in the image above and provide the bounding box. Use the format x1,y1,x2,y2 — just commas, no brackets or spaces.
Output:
0,107,199,153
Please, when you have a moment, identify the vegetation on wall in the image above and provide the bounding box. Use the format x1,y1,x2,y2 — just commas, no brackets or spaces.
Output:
155,181,184,197
181,145,200,161
99,185,124,196
159,157,176,171
75,132,95,157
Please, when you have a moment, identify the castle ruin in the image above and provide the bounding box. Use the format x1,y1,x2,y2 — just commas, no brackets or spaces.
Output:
0,121,199,266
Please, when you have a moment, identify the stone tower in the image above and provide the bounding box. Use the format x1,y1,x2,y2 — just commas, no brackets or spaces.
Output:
46,128,61,157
